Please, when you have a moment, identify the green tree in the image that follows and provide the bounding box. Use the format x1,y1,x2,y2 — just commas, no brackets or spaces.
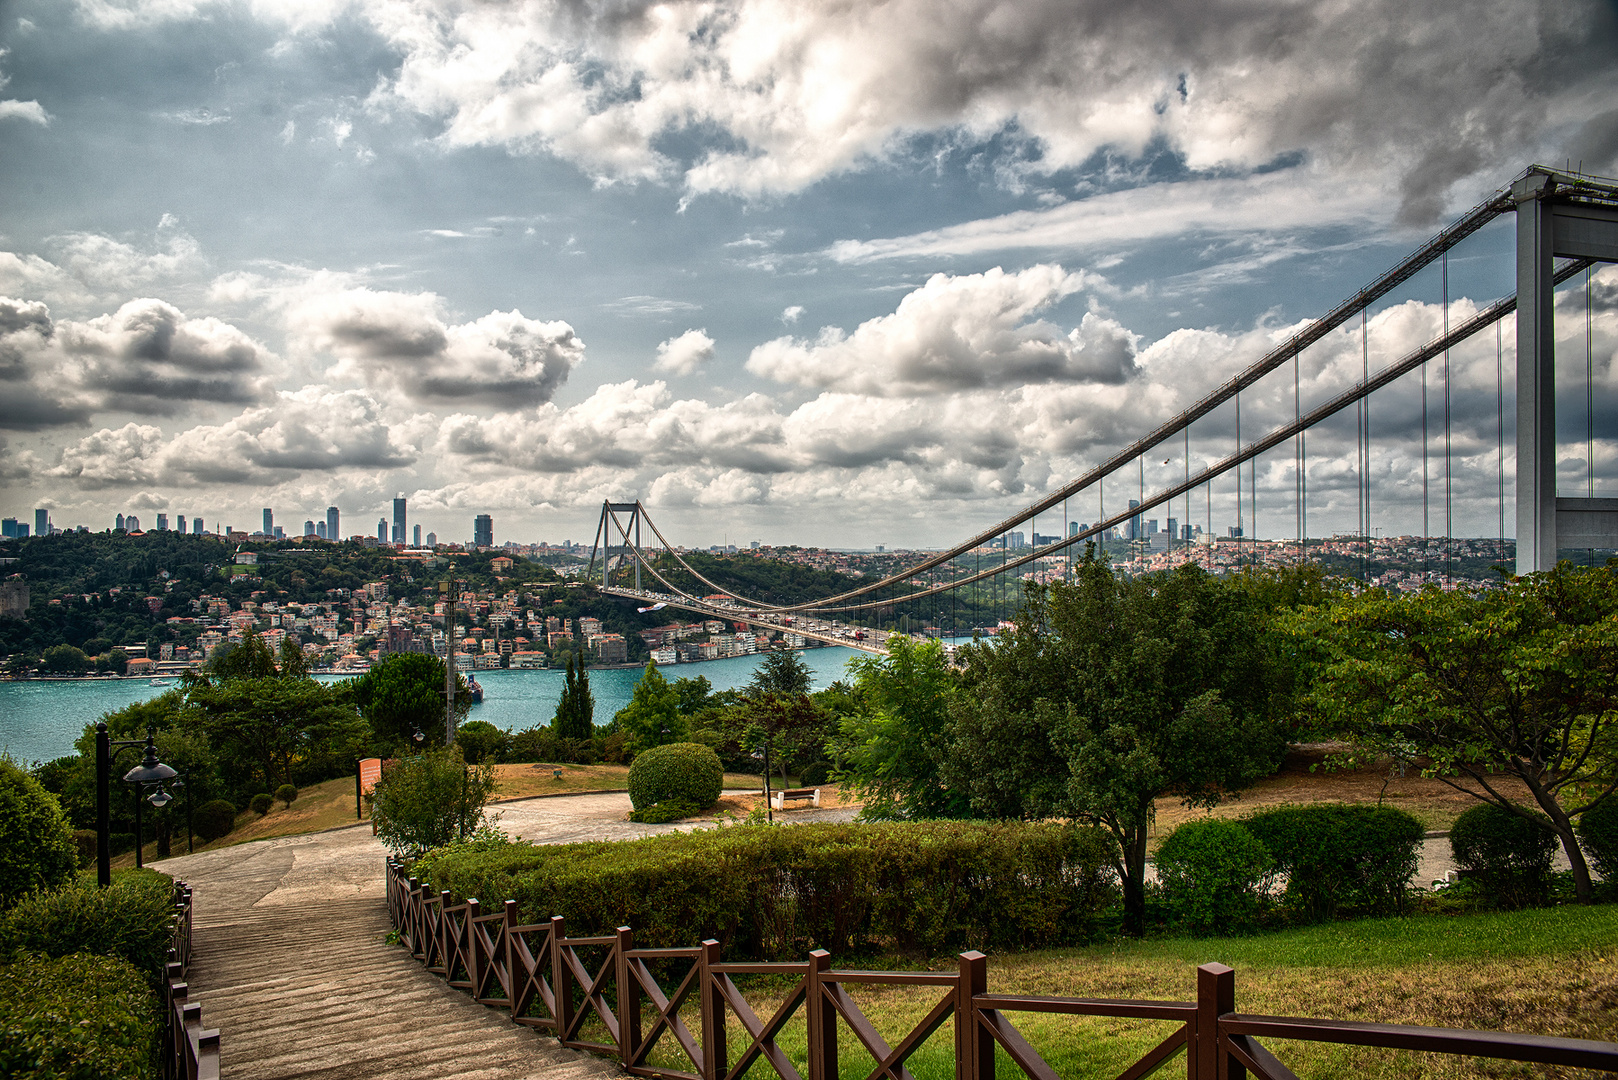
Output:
369,747,496,857
40,644,89,674
352,653,469,753
838,638,966,819
209,631,277,679
186,677,367,792
748,649,813,697
673,674,713,717
277,635,309,679
1292,564,1618,904
553,655,595,739
0,757,77,907
615,661,686,753
949,556,1287,932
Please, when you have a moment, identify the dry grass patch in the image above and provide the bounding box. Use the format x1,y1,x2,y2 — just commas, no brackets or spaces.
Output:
125,774,365,869
492,761,761,801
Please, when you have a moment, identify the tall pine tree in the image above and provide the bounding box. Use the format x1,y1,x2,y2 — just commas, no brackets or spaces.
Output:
553,654,595,739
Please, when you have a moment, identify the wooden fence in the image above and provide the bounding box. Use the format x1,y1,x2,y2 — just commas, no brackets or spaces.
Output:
161,881,221,1080
387,860,1618,1080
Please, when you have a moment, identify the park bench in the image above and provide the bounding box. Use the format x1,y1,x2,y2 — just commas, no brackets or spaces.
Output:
769,787,821,810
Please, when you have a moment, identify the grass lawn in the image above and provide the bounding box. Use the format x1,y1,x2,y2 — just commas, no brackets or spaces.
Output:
492,762,763,800
122,774,366,869
605,905,1618,1080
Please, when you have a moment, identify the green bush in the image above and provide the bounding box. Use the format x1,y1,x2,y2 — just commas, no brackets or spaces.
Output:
798,761,831,787
628,800,701,824
455,720,509,764
194,799,237,843
0,872,177,983
1577,798,1618,881
0,758,78,908
70,831,97,868
1242,804,1423,921
1154,819,1272,935
249,793,274,816
410,821,1119,959
0,952,160,1080
627,742,722,813
1451,803,1559,907
371,748,497,858
275,783,298,807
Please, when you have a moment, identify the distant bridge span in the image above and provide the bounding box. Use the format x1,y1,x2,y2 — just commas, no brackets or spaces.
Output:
597,585,893,655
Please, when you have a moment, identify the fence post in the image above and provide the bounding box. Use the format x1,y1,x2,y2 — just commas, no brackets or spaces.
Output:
1195,963,1238,1080
504,900,520,1013
700,939,726,1080
808,949,835,1080
617,926,639,1068
408,877,422,956
553,916,572,1043
466,899,482,991
959,951,989,1080
440,891,454,975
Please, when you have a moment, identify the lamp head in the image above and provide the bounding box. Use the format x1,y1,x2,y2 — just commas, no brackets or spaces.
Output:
147,787,173,809
122,730,178,785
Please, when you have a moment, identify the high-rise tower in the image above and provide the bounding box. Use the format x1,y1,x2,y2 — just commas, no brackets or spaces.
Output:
326,506,339,541
392,494,407,545
474,514,493,548
263,508,273,536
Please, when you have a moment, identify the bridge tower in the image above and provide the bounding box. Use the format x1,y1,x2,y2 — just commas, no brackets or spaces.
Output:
587,501,645,590
1515,169,1618,573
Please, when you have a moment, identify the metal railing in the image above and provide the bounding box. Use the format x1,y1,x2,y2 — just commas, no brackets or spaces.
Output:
388,860,1618,1080
161,881,221,1080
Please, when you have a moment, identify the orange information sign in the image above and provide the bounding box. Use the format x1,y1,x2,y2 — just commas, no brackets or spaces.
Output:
359,757,383,794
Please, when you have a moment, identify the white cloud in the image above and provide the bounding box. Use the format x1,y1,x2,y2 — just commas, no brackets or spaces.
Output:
279,120,296,144
291,286,582,406
653,329,716,376
0,100,50,125
746,265,1133,395
49,224,205,293
780,305,804,325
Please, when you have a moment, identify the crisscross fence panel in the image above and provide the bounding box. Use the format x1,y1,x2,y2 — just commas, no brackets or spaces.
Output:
388,860,1618,1080
162,881,221,1080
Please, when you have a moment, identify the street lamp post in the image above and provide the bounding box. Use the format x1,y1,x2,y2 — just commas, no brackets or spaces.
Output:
96,723,178,886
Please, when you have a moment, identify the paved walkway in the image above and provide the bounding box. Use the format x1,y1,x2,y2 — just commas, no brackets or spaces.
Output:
156,793,852,1079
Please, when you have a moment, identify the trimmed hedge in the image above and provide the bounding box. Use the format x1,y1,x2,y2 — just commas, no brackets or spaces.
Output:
1577,798,1618,881
798,761,832,787
1242,804,1423,920
1451,803,1559,907
0,952,160,1080
411,821,1119,958
275,783,299,807
0,759,78,909
627,742,722,813
194,800,237,843
628,799,702,824
1155,819,1272,935
249,793,274,816
0,872,178,985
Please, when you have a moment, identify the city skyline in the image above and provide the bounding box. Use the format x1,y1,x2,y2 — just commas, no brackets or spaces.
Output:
0,0,1614,550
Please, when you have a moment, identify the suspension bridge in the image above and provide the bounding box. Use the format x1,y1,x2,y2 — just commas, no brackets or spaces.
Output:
586,165,1618,654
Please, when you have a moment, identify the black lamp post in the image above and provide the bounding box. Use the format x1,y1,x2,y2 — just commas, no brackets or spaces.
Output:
96,723,178,886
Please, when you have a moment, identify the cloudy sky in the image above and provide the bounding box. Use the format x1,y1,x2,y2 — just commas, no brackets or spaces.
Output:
1,0,1615,549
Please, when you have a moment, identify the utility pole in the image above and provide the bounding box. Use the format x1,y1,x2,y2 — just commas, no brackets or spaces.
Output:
442,580,457,746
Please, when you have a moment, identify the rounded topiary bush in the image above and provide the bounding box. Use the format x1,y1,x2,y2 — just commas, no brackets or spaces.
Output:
0,758,78,908
275,783,298,807
627,742,723,813
455,720,509,764
1155,818,1272,935
1578,798,1618,881
1450,802,1559,906
249,793,274,817
798,761,831,787
194,799,237,842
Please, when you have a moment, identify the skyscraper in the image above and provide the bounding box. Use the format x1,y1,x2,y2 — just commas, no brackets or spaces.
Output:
262,508,273,536
0,519,16,538
1127,499,1141,540
193,518,204,534
474,514,493,548
35,509,48,536
304,520,316,537
392,494,407,545
326,506,339,541
377,518,387,542
177,515,186,533
316,520,327,540
425,531,437,548
115,513,125,531
413,524,421,547
156,513,169,531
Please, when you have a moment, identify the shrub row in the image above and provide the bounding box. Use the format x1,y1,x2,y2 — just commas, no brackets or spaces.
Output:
1155,804,1424,933
457,722,632,767
0,952,160,1080
412,821,1119,958
0,871,179,986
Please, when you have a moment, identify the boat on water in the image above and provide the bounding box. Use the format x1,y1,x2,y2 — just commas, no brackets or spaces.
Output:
468,678,484,704
149,678,175,687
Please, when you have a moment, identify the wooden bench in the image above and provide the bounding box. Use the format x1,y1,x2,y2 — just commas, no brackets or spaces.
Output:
769,787,821,810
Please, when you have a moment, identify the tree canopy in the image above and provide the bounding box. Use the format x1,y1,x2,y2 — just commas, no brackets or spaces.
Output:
1291,562,1618,903
351,652,469,754
615,660,686,753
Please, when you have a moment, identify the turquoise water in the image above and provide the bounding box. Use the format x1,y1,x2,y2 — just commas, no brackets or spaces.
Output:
0,648,865,765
